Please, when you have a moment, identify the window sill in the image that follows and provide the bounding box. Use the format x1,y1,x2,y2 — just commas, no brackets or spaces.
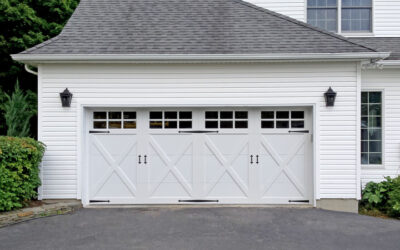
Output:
361,164,385,169
340,32,375,37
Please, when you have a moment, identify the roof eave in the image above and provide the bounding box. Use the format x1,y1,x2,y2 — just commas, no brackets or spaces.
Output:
377,60,400,68
12,52,390,65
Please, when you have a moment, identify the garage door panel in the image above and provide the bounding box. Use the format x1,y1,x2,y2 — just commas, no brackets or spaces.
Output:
89,134,138,201
258,133,311,201
263,172,304,198
206,173,247,198
203,135,250,198
149,172,192,198
147,134,195,199
95,172,135,199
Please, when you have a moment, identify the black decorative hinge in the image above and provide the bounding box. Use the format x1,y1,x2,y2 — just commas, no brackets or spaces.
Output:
90,200,110,203
179,130,219,134
178,199,219,203
288,200,309,203
288,130,309,134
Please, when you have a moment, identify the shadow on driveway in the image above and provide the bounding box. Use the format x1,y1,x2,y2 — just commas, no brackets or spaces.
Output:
0,207,399,250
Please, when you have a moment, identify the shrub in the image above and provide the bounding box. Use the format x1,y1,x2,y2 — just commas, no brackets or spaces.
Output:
2,81,37,137
0,136,45,211
361,176,400,218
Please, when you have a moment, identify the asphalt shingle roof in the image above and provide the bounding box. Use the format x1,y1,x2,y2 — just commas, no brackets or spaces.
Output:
21,0,376,55
349,37,400,60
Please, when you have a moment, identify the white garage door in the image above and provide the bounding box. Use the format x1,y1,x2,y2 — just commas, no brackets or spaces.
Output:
87,108,313,204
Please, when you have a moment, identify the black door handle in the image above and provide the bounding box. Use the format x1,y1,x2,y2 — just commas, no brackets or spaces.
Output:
256,155,259,164
250,155,253,164
144,155,147,164
138,155,141,164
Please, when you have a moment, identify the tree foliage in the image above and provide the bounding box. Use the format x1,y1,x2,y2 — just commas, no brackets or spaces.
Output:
0,0,79,135
3,80,37,137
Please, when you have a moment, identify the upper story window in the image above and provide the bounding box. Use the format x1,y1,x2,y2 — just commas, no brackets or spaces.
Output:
342,0,372,32
307,0,338,32
307,0,373,33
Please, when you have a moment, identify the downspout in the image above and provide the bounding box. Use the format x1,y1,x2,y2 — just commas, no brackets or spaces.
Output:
24,63,41,199
24,64,38,75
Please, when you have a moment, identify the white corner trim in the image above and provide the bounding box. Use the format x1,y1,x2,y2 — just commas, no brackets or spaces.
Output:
11,52,391,65
356,62,362,200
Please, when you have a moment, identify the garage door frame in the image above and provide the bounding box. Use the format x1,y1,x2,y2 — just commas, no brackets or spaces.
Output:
78,102,318,207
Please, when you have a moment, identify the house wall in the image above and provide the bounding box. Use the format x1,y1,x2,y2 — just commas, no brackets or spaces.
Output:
374,0,400,37
38,62,360,200
361,68,400,186
245,0,400,37
245,0,306,21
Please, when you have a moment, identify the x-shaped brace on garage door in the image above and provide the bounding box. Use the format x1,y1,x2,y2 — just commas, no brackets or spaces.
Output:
261,136,307,197
92,136,138,198
148,136,194,197
204,136,250,197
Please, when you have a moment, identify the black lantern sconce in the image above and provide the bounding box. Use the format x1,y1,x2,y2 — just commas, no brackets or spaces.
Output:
324,87,337,107
60,88,73,107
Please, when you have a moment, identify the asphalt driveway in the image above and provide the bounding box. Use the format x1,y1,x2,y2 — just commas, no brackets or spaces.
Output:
0,207,399,250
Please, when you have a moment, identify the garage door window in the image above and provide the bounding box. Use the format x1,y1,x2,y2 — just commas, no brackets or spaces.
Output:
149,111,192,129
93,111,137,129
205,111,248,129
261,111,305,129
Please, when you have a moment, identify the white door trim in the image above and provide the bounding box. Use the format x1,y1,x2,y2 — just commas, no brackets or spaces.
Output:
78,102,318,206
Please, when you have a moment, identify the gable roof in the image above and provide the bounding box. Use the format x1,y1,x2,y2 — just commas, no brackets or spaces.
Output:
17,0,379,56
349,37,400,61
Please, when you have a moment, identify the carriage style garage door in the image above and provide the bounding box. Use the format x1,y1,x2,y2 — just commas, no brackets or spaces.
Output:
87,108,313,205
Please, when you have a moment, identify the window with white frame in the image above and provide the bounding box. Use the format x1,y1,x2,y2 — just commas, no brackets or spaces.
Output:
361,91,382,165
307,0,338,32
307,0,373,33
342,0,372,32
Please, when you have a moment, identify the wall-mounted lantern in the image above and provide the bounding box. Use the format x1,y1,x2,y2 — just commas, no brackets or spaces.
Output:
324,87,337,107
60,88,73,107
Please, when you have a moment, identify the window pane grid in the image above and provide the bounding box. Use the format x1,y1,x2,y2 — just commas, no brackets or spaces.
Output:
149,111,192,129
205,111,248,129
307,0,338,32
261,111,305,129
361,92,382,165
93,111,137,129
341,0,372,32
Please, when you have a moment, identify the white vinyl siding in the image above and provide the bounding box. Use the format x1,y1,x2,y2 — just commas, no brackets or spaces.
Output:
374,0,400,36
39,62,359,200
247,0,400,37
245,0,306,21
361,69,400,186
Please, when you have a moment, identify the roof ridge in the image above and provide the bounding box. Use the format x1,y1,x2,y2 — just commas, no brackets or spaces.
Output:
231,0,378,53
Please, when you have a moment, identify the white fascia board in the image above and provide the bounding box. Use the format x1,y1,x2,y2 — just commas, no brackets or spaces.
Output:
11,52,390,65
